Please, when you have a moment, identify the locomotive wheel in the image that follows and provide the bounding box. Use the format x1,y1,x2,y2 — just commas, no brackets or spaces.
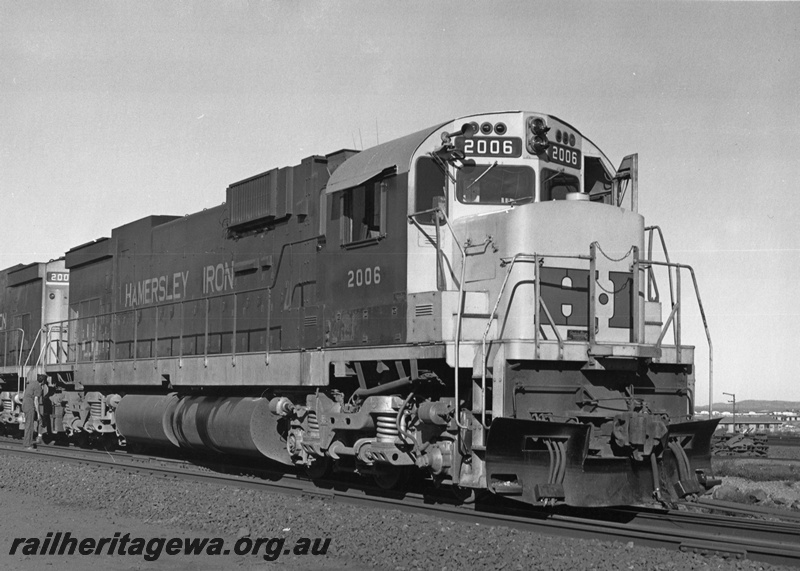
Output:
304,456,332,480
373,466,411,490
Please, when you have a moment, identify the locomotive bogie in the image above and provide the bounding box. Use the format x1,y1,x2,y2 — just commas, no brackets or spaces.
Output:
80,391,121,434
282,389,455,476
0,391,21,430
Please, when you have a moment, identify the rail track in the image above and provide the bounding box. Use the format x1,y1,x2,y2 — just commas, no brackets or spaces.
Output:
770,436,800,448
716,456,800,465
2,438,799,568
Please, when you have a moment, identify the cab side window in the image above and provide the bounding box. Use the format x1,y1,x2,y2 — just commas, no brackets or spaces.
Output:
414,157,447,225
584,157,613,204
336,178,386,246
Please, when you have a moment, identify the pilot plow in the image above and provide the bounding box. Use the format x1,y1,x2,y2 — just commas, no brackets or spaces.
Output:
485,417,721,507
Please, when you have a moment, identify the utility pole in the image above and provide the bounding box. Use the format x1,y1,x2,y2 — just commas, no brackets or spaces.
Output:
723,392,736,433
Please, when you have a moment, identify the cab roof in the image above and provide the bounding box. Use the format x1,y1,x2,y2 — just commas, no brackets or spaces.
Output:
325,122,447,194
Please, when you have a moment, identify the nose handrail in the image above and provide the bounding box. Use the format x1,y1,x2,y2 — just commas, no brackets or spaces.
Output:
643,260,713,417
477,247,711,423
479,252,592,427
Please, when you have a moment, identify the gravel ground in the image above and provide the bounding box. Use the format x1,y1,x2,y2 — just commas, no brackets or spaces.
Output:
714,476,800,508
0,453,794,571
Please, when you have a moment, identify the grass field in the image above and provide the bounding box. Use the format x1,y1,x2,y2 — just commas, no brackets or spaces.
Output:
712,447,800,482
768,445,800,460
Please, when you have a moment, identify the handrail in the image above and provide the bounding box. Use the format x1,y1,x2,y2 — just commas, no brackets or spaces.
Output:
408,208,457,290
43,234,326,369
479,249,709,423
480,252,592,427
0,327,25,379
442,210,468,431
52,284,273,331
409,206,470,482
644,226,677,347
409,208,468,429
43,323,70,365
538,298,565,357
645,260,713,417
30,330,49,380
47,283,274,366
645,226,675,306
480,253,526,429
263,235,324,366
19,327,45,399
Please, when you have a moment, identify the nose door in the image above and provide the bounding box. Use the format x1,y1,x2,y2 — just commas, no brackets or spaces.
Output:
590,243,636,346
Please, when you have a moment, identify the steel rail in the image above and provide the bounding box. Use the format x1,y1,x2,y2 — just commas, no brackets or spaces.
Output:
679,497,800,523
2,440,799,568
602,505,800,544
713,456,800,465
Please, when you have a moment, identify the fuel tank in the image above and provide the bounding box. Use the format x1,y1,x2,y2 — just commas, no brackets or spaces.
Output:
170,396,292,465
115,394,180,449
115,394,293,466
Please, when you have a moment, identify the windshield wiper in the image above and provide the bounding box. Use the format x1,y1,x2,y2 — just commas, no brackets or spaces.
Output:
507,195,533,205
543,168,567,184
428,151,456,184
464,161,498,194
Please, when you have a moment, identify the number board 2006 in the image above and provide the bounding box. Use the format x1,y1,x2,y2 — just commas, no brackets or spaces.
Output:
459,137,522,158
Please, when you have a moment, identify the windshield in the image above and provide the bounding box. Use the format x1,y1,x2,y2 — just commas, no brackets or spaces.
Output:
456,164,535,205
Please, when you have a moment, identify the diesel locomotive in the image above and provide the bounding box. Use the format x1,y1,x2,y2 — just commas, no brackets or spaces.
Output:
0,111,719,507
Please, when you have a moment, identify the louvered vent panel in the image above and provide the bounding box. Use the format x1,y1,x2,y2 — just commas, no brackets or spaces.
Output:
415,304,434,317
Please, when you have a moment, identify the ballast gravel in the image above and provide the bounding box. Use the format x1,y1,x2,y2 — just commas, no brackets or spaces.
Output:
0,454,792,571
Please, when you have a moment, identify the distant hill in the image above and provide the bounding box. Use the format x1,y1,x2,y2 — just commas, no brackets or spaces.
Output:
701,400,800,413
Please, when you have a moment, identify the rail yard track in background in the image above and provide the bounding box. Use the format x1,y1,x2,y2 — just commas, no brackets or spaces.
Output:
2,438,799,568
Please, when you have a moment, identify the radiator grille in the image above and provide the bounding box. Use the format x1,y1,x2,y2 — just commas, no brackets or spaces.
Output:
415,303,434,317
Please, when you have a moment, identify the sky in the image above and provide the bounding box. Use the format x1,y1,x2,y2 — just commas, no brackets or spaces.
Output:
1,1,798,405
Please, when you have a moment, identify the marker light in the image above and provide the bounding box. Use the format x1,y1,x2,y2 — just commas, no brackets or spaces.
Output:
494,122,507,135
480,122,493,135
557,130,576,146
